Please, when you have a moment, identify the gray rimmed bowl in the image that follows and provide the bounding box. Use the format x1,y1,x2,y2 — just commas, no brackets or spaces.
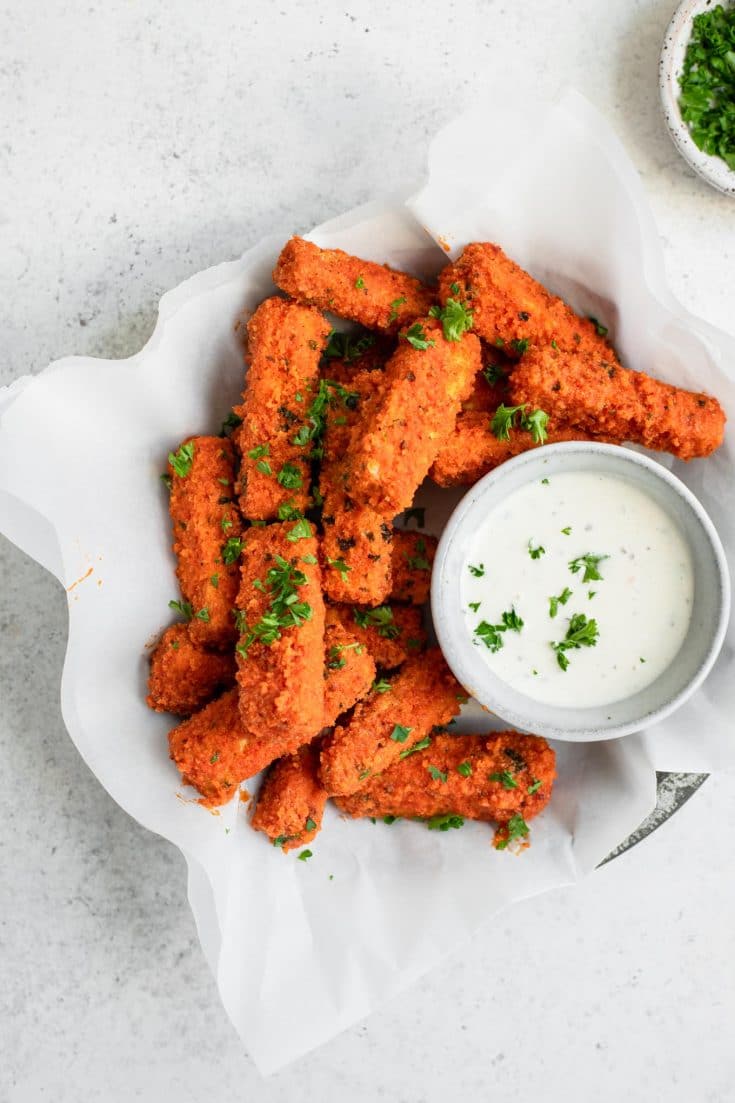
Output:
660,0,735,195
431,442,730,742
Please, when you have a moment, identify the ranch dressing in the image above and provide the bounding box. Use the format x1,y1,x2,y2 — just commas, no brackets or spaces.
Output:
461,471,694,709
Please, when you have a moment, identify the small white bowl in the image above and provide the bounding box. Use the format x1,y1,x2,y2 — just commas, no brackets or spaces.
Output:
660,0,735,196
431,442,730,742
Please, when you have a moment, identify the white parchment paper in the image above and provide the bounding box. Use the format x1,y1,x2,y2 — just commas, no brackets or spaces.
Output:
1,89,733,1073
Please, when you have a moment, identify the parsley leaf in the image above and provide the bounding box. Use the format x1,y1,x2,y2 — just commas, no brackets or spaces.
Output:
468,563,485,577
221,537,243,565
403,322,435,350
510,338,529,355
387,296,407,324
353,606,400,639
277,501,303,522
457,761,473,778
495,813,530,849
286,518,313,542
297,849,313,861
355,275,365,289
679,5,735,171
569,553,609,583
399,735,431,759
390,724,412,743
549,586,572,618
589,315,608,337
324,329,376,363
236,554,312,654
277,462,303,489
372,678,392,694
427,765,448,783
427,814,464,831
168,441,195,478
474,607,523,653
428,297,474,341
520,407,549,444
256,459,272,475
221,411,243,437
551,613,600,671
247,443,270,460
491,403,527,442
305,817,317,831
169,598,193,620
489,770,518,790
528,779,542,795
528,541,545,560
326,556,350,576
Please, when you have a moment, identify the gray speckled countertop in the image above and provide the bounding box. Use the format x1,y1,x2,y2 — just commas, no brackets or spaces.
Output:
2,1,734,1099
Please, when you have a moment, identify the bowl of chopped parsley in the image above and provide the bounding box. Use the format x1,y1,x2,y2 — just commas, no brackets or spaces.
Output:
660,0,735,193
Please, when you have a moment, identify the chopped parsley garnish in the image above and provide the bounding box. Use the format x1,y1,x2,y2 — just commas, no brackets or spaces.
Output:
169,598,193,620
236,555,312,655
210,574,219,588
427,765,448,783
382,815,399,825
405,537,431,570
588,590,596,600
292,377,359,458
195,607,210,622
491,403,548,443
541,477,549,485
160,473,172,490
489,770,518,790
482,361,506,386
305,817,317,831
301,553,317,565
551,613,599,671
353,606,400,639
247,443,270,460
297,849,313,861
355,275,365,289
589,316,608,337
474,608,524,653
277,501,303,522
277,462,302,489
209,751,219,764
217,477,230,487
528,541,545,560
273,835,292,848
548,587,573,618
468,601,481,613
403,322,435,350
390,724,412,743
428,296,474,341
221,537,243,564
495,813,529,850
220,411,243,437
326,556,350,576
510,338,529,356
372,678,392,694
457,761,473,778
569,553,609,583
399,735,431,759
427,814,464,831
679,4,735,171
220,516,233,532
468,563,485,577
256,459,272,475
324,329,376,363
561,526,572,535
286,518,313,542
387,296,407,324
528,779,542,795
168,441,195,478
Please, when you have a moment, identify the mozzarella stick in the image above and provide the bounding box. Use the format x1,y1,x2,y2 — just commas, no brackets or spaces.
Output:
235,297,330,520
509,344,726,461
147,624,236,716
320,465,394,605
251,743,328,852
330,604,426,671
344,320,481,514
168,435,242,648
323,609,377,727
168,689,314,807
319,649,466,797
430,411,606,487
273,236,435,333
236,522,326,742
438,242,618,358
389,531,437,604
335,732,556,829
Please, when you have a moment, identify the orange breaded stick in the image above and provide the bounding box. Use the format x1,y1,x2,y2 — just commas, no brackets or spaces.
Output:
330,604,426,671
389,531,437,604
236,523,326,742
438,242,618,358
509,345,726,461
430,411,609,487
273,236,435,334
335,732,556,828
322,365,385,463
147,624,236,716
344,320,481,515
323,608,376,727
168,689,314,807
320,463,394,606
319,649,465,797
168,435,242,648
235,297,330,520
251,743,328,852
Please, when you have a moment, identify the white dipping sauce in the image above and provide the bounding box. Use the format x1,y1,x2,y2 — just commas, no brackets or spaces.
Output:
461,471,694,708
